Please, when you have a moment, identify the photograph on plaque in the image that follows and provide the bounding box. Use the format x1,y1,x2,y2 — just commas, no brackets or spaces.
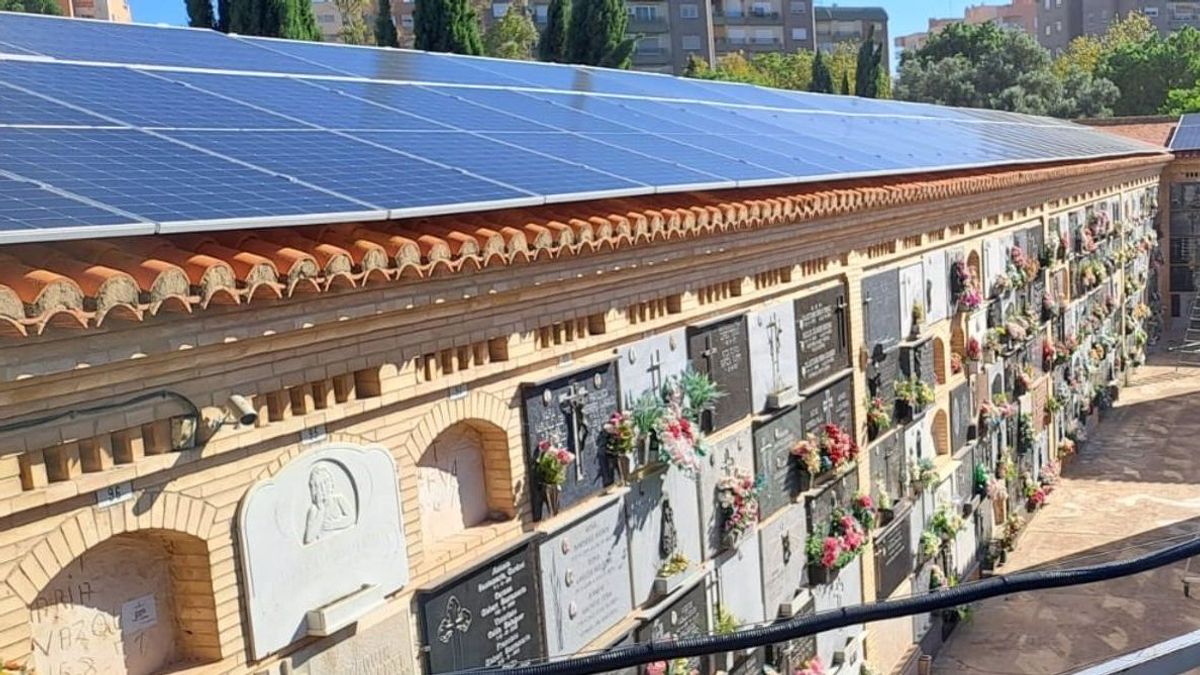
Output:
687,315,752,432
795,284,850,391
521,361,620,520
417,540,544,673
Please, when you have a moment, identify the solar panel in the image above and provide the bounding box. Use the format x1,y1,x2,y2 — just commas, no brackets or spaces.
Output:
0,11,1166,243
1171,114,1200,151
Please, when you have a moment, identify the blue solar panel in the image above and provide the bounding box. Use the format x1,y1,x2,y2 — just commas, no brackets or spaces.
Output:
581,132,786,181
1172,115,1200,150
167,129,533,208
0,128,371,224
322,81,556,132
0,173,150,239
0,79,108,126
0,61,303,129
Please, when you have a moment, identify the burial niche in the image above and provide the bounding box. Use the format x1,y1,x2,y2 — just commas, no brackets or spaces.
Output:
418,419,509,546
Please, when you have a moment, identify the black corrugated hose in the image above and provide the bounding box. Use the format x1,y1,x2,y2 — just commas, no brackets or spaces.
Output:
456,534,1200,675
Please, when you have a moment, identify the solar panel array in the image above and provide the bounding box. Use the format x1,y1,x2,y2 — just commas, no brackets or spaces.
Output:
0,11,1164,244
1171,113,1200,151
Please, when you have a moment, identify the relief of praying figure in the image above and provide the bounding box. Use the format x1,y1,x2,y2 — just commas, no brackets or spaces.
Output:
303,464,355,544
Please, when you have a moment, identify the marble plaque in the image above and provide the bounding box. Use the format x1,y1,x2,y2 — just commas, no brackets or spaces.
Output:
418,540,543,672
908,496,928,559
795,284,851,391
759,504,808,617
812,556,864,667
950,383,973,454
239,443,409,658
634,580,709,674
1031,382,1049,433
904,416,934,463
923,251,951,324
899,262,925,340
768,593,817,670
688,316,752,432
874,506,913,600
868,430,904,507
522,362,620,519
866,346,901,404
717,533,767,625
539,501,633,656
967,309,988,346
805,470,860,543
749,300,800,412
953,512,979,577
911,562,935,642
617,330,688,409
862,269,901,352
754,406,804,520
291,610,418,675
626,469,704,607
699,429,755,559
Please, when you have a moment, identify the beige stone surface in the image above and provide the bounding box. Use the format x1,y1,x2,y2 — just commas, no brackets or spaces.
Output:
935,357,1200,675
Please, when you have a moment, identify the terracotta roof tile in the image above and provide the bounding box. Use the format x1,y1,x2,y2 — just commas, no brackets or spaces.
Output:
1087,121,1177,148
0,155,1167,339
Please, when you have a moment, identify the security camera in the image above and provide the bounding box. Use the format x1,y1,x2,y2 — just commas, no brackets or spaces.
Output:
228,395,258,427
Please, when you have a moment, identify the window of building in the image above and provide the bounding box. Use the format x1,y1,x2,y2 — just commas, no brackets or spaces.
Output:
680,3,698,18
631,4,658,20
789,0,806,12
751,2,773,17
1044,24,1051,35
492,1,509,16
1145,6,1160,17
753,27,775,43
1055,20,1062,31
534,3,548,20
682,34,701,49
401,15,414,27
791,27,807,40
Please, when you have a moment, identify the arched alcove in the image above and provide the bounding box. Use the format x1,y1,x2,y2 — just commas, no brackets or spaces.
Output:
933,409,950,456
933,336,948,385
29,530,220,675
967,249,982,288
991,372,1004,398
417,419,511,548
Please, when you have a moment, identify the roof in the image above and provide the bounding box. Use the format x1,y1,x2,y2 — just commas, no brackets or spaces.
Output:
1076,116,1177,148
814,6,890,22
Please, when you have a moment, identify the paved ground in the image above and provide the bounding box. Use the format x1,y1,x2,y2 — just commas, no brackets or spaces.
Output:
934,352,1200,675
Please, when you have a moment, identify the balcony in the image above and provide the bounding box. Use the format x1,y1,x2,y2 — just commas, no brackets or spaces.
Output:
628,15,670,32
715,36,783,51
714,7,782,23
631,46,672,64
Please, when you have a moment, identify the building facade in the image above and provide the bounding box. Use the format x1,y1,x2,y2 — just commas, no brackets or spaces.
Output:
55,0,131,21
814,6,888,71
894,2,1036,60
312,0,416,47
1037,0,1200,55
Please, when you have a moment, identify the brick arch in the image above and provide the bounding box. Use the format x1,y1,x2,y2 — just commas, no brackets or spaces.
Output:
255,430,378,480
933,336,947,385
933,409,950,456
398,390,517,466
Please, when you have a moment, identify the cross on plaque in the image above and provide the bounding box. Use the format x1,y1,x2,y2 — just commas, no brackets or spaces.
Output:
560,383,589,481
699,333,718,429
648,349,664,393
766,312,785,394
821,391,834,423
835,296,848,351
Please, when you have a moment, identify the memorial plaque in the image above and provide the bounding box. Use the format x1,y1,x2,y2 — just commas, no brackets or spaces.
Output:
539,501,633,656
812,556,864,667
292,609,418,675
923,251,951,324
904,416,934,463
522,361,619,520
748,300,800,412
718,533,767,625
1031,381,1049,433
800,376,854,436
982,237,1007,298
754,406,804,519
950,383,973,454
874,505,914,600
899,262,925,340
901,338,936,385
688,316,752,432
759,504,808,618
866,346,901,404
911,563,935,642
862,269,901,352
952,454,974,504
418,540,543,672
868,430,904,508
1027,225,1045,266
805,470,860,542
700,429,755,559
597,632,637,675
625,469,703,607
1013,228,1028,258
768,593,817,671
728,647,767,675
617,330,688,409
795,284,851,391
635,581,709,674
953,512,979,578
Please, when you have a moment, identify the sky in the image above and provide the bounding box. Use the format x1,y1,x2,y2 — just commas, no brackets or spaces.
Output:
127,0,1012,68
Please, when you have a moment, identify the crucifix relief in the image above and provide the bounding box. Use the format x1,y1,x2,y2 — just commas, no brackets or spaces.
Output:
560,383,589,481
648,348,664,393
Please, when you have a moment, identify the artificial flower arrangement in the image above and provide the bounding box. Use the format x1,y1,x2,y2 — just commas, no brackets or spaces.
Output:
1011,246,1040,285
930,503,966,541
1017,412,1037,454
645,660,697,675
894,376,935,420
1133,303,1152,321
1042,232,1062,265
973,462,990,497
1024,473,1047,509
1001,513,1025,552
805,507,867,581
655,389,705,474
535,440,575,515
603,410,637,483
965,336,983,362
1088,210,1112,239
1079,227,1098,254
852,492,878,531
929,563,949,591
919,529,941,560
1042,338,1057,372
911,301,926,338
959,284,984,312
1042,459,1061,487
714,604,740,635
794,658,826,675
952,259,983,310
715,468,762,549
1000,450,1018,483
865,396,892,439
986,477,1007,501
910,456,938,493
619,370,722,475
1004,319,1028,345
984,326,1005,355
792,423,859,484
950,352,963,376
991,272,1012,298
1014,367,1034,396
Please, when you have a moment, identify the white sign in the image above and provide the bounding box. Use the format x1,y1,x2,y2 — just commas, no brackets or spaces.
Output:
300,424,328,445
95,481,133,508
121,594,158,632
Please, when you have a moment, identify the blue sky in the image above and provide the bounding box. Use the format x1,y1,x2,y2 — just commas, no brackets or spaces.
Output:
128,0,1011,66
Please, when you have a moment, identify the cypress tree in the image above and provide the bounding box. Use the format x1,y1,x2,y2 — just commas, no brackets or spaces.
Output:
375,0,399,46
809,50,833,93
281,0,321,40
186,0,215,28
565,0,629,66
840,70,851,95
217,0,230,31
227,0,319,39
855,24,882,98
414,0,482,54
538,0,569,62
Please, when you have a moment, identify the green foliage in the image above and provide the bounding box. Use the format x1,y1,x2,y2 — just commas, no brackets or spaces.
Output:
565,0,629,67
228,0,321,40
679,369,723,422
809,50,833,93
854,24,884,98
217,0,230,31
484,1,538,59
414,0,483,54
537,0,569,62
374,0,399,47
840,69,851,95
0,0,60,13
333,0,373,44
1102,26,1200,116
687,51,812,91
186,0,216,28
714,605,740,634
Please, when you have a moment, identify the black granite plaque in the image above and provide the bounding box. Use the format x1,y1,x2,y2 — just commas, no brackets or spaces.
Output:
805,470,860,536
862,269,901,352
688,316,752,432
728,647,767,675
800,375,855,436
868,430,904,508
987,300,1004,329
953,453,974,499
635,581,708,674
795,285,851,391
950,383,973,454
866,347,901,404
1027,226,1045,267
874,505,913,600
768,595,817,670
419,540,544,672
522,362,620,520
901,338,936,385
754,406,804,519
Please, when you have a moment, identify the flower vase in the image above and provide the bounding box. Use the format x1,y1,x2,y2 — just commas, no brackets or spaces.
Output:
807,563,836,585
637,435,655,467
543,484,561,517
877,507,895,528
612,453,631,487
966,360,981,376
720,529,743,552
653,569,688,597
798,467,835,493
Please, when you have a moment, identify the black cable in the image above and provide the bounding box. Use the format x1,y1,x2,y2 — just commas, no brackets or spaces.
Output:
463,534,1200,675
0,390,201,436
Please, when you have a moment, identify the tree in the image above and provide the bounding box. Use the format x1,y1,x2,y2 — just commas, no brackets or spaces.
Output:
333,0,372,44
840,69,851,95
685,51,814,91
375,0,399,46
827,41,857,94
538,0,569,61
854,25,883,98
484,1,538,59
413,0,483,54
565,0,632,67
227,0,320,40
1101,26,1200,116
809,50,833,93
0,0,60,13
217,0,230,31
186,0,215,28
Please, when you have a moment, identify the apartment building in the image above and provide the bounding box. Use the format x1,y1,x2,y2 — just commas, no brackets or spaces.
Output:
814,5,888,71
626,0,717,74
311,0,416,46
1037,1,1200,54
894,2,1035,59
55,0,131,21
894,17,956,56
